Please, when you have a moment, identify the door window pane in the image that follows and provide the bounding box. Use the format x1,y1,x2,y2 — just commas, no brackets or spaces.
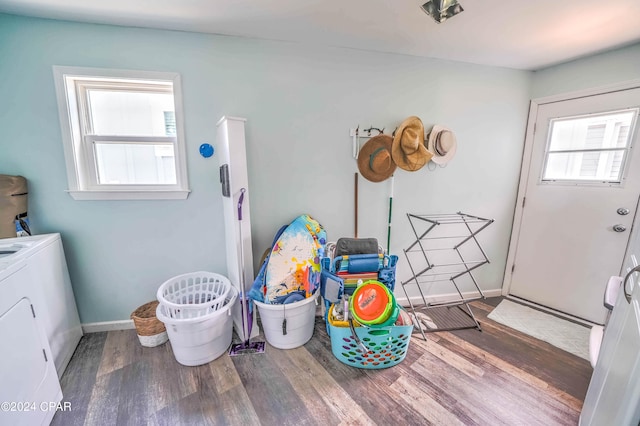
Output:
542,110,636,183
544,151,625,181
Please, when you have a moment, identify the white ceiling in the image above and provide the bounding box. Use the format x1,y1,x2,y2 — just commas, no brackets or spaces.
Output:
1,0,639,70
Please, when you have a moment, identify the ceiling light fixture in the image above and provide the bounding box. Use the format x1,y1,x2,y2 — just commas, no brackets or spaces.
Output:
421,0,464,23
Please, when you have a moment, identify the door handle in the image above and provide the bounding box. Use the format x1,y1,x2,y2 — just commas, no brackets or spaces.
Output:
613,224,627,232
622,265,640,303
617,208,630,215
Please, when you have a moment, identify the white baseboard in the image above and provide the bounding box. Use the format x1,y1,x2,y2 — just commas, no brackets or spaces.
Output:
82,319,135,333
81,289,503,333
395,288,502,307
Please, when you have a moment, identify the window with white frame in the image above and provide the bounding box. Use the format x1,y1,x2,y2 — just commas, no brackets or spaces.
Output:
53,67,190,200
541,109,638,185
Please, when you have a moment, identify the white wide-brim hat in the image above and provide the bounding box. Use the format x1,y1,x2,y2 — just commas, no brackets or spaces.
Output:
426,125,457,165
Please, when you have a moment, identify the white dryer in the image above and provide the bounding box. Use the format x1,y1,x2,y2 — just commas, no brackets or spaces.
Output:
0,255,62,426
0,234,82,378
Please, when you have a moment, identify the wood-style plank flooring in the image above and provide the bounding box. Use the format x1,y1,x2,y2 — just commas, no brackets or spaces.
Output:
52,298,593,425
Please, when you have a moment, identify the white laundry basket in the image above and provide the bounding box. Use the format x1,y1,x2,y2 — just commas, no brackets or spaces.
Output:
157,271,232,319
254,291,319,349
156,272,236,366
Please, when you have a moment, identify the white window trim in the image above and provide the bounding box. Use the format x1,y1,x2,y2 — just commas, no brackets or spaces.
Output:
53,66,190,200
539,108,638,187
83,135,178,191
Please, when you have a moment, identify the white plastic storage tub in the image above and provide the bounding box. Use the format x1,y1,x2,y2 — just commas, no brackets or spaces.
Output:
156,292,237,366
156,272,236,366
254,291,319,349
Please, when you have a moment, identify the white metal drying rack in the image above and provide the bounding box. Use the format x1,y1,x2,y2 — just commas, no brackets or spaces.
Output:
400,212,494,340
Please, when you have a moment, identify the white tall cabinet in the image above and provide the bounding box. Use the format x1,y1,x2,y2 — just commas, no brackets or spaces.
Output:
216,116,258,340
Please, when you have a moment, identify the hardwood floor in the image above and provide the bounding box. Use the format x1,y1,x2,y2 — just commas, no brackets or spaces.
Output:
52,298,592,425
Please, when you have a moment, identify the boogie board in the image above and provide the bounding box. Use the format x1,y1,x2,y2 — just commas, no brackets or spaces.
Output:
264,214,326,304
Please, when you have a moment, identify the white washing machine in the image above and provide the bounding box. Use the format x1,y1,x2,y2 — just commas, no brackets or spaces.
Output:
0,234,83,378
0,251,62,426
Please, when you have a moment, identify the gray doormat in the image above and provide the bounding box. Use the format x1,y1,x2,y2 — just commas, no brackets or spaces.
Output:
488,299,590,361
412,305,479,332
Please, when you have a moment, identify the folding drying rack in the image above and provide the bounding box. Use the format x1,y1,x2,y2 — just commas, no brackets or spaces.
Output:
400,212,494,339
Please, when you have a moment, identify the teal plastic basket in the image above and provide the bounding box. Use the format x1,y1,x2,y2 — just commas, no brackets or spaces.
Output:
328,322,413,369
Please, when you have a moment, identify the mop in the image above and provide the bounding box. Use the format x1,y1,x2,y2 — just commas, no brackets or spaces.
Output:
229,188,266,355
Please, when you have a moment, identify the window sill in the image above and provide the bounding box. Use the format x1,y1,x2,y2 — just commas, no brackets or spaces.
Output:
67,189,191,201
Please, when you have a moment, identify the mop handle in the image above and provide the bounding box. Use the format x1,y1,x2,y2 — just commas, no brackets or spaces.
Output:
237,188,250,344
238,188,245,220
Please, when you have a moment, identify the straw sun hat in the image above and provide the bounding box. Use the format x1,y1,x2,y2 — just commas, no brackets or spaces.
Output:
357,134,397,182
391,116,433,171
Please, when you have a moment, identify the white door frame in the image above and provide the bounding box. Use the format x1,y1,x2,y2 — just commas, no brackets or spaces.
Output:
502,78,640,296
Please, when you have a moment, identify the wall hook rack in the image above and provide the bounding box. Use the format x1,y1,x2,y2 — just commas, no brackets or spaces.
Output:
349,125,387,159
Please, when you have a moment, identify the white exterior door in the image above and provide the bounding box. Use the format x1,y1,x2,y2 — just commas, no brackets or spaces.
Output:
507,87,640,324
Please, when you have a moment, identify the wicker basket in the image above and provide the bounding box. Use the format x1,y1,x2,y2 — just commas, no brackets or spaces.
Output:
131,301,168,347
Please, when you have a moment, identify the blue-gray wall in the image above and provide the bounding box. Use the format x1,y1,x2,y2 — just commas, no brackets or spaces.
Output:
532,43,640,98
0,13,533,323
